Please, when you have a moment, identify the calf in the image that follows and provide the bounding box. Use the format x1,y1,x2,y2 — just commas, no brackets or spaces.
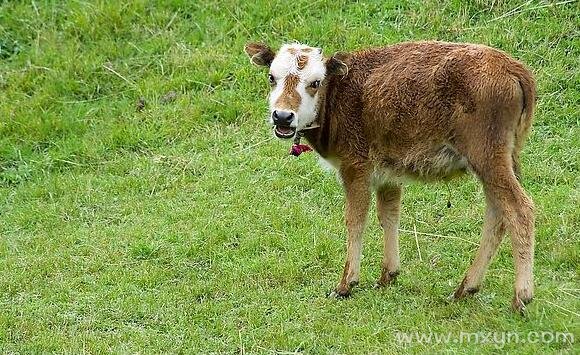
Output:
245,41,536,312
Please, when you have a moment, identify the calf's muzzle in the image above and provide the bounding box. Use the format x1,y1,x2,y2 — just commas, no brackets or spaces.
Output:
272,110,295,126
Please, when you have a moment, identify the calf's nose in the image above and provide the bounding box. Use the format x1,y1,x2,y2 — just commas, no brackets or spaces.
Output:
272,110,294,126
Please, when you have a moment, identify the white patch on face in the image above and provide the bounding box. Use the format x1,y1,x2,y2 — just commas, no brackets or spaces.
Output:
268,43,326,130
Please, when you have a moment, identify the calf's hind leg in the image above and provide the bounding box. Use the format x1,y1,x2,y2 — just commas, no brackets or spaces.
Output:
490,174,535,313
454,197,506,298
463,151,535,312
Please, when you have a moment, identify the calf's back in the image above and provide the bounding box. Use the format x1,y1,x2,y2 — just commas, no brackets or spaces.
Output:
306,41,535,182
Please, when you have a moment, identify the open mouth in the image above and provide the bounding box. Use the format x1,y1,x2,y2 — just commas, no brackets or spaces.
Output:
274,125,296,139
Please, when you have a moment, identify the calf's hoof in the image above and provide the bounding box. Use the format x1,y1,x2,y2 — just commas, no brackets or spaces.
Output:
328,281,358,299
376,269,399,288
451,278,480,300
512,289,533,314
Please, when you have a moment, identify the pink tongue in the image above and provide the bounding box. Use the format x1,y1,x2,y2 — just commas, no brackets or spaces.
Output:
277,126,292,134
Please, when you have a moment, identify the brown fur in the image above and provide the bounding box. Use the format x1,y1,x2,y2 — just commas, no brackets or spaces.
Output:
297,55,308,70
245,43,275,66
275,74,301,111
247,41,537,312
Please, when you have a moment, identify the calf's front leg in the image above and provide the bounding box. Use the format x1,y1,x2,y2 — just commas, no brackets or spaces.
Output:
331,166,371,297
376,185,402,286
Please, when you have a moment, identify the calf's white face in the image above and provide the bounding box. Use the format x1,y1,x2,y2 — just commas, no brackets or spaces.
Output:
245,42,349,139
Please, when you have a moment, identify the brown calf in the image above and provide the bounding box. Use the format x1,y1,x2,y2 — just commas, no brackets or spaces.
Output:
245,41,536,313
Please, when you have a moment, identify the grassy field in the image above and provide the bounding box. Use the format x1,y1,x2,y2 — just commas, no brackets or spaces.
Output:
0,0,578,353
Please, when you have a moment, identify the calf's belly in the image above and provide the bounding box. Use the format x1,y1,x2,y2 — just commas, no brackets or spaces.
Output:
372,145,469,187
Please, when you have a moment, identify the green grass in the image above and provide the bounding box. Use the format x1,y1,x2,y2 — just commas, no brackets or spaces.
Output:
0,0,578,353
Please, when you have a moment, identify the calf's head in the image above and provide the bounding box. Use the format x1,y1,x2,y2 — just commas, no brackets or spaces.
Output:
245,42,349,139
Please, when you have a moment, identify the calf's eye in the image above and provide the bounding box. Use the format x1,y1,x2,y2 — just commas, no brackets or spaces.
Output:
268,74,276,85
309,80,321,89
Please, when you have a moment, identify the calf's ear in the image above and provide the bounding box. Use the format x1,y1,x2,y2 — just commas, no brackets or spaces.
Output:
244,43,275,67
326,52,351,76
